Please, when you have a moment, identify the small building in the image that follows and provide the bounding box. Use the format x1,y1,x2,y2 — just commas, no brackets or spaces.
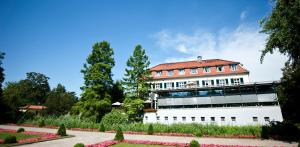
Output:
19,105,47,114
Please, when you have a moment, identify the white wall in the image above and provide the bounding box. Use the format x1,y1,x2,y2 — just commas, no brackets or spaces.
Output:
143,105,283,126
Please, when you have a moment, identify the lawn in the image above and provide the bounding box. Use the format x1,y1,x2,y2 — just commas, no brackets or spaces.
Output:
111,143,173,147
0,132,40,141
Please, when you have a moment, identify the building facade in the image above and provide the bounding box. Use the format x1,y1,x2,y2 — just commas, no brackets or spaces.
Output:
143,57,283,125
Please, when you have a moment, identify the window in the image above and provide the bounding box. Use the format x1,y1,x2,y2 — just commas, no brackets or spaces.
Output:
203,67,211,73
145,116,148,120
157,116,160,120
191,117,195,121
166,82,173,89
202,80,214,87
178,82,185,88
179,69,185,75
156,71,162,76
155,83,161,89
182,117,186,121
211,117,215,121
165,116,168,121
190,68,197,74
231,117,236,121
231,78,244,85
216,79,228,86
264,117,270,122
221,117,225,121
173,117,177,121
230,65,237,71
253,117,258,122
216,66,223,72
201,117,205,121
167,70,173,76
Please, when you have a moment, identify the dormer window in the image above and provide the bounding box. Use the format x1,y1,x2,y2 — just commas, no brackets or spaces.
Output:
179,69,185,75
167,70,173,76
156,71,162,77
190,68,197,74
203,67,211,73
216,66,223,72
230,64,237,71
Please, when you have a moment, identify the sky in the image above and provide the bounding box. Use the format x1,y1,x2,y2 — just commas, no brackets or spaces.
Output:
0,0,287,96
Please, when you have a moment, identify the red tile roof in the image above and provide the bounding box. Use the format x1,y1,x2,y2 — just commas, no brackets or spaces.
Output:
150,59,249,79
19,105,47,110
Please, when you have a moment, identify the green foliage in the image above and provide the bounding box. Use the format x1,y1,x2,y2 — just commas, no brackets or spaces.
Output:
4,135,17,144
38,119,45,127
74,143,85,147
101,110,128,126
73,41,115,122
99,123,105,132
260,0,300,122
147,124,153,135
45,84,78,115
57,123,67,136
194,130,203,137
123,45,151,99
261,122,300,141
111,80,125,103
17,128,25,133
123,98,144,122
114,127,124,141
189,140,200,147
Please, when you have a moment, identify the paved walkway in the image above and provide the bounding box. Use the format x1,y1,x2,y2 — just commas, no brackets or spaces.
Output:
0,125,298,147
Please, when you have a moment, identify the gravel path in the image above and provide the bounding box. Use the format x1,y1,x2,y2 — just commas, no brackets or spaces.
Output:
0,125,298,147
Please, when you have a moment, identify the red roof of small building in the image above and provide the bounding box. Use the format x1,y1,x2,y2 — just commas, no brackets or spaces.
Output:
19,105,47,110
150,59,249,80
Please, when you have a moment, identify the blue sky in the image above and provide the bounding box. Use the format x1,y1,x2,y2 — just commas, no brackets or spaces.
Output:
0,0,287,95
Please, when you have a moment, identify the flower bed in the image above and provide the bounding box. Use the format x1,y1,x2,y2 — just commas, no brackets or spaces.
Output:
0,128,58,144
86,140,257,147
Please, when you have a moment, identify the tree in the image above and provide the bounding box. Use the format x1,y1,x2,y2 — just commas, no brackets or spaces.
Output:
260,0,300,122
45,84,78,115
111,80,125,103
72,41,115,122
0,52,9,123
123,45,151,99
123,97,144,122
0,52,5,97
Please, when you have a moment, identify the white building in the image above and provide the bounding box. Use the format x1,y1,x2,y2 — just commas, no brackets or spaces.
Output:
143,57,283,126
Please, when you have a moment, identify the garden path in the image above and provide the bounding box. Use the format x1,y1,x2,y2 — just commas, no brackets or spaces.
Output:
0,125,297,147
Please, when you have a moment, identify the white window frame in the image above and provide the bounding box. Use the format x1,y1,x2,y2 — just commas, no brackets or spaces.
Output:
218,79,226,86
203,80,212,87
232,78,241,85
190,68,198,74
178,82,185,88
182,117,186,122
221,117,225,121
155,83,161,89
191,117,195,121
156,71,162,77
253,117,258,122
231,117,236,121
179,69,185,75
166,82,173,89
216,66,223,72
203,67,211,73
173,116,177,121
167,70,173,76
230,65,237,71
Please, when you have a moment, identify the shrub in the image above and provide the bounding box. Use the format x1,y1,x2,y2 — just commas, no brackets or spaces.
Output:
74,143,85,147
4,135,17,144
101,110,128,126
38,119,45,127
147,124,154,135
114,127,124,141
57,124,67,136
194,130,203,137
17,128,25,133
262,121,300,141
189,140,200,147
99,123,105,132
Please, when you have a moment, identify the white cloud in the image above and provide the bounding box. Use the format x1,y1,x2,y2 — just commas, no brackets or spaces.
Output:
240,11,247,20
153,24,288,82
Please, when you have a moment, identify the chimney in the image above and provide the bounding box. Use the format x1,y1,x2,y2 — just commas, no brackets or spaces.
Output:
197,56,202,62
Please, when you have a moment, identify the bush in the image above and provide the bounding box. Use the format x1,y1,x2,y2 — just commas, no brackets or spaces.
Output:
101,110,128,126
261,121,300,141
57,124,67,136
114,127,124,141
74,143,85,147
4,135,17,144
194,130,203,137
147,124,154,135
99,123,105,132
17,128,25,133
38,119,45,127
189,140,200,147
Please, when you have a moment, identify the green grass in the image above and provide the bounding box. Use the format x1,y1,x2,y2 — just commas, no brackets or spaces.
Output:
0,132,40,140
111,143,173,147
23,115,262,137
